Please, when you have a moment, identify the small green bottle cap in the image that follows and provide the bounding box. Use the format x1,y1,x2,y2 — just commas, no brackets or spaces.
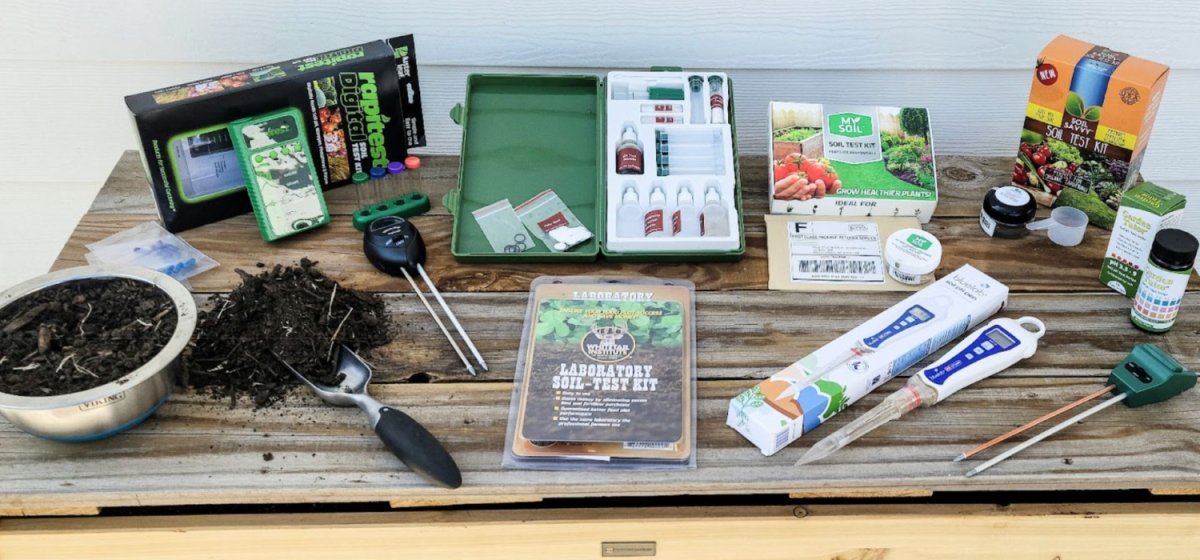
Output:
352,171,369,184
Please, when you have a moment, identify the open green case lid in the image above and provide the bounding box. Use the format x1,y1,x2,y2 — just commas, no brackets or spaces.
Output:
446,72,744,263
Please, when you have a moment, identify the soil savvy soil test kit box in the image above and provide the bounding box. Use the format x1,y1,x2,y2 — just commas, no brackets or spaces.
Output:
769,102,938,223
1100,182,1187,296
1012,35,1170,229
728,265,1008,456
126,35,425,232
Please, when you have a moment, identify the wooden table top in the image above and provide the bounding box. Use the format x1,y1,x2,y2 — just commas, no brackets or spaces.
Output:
3,151,1198,516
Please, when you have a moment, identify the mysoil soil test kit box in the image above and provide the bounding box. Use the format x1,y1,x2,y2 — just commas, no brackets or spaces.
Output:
1012,35,1169,229
769,102,938,223
126,35,425,232
728,265,1008,455
1099,182,1186,296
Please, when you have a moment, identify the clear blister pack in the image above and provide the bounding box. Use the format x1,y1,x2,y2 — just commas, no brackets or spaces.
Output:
503,276,697,470
84,221,217,287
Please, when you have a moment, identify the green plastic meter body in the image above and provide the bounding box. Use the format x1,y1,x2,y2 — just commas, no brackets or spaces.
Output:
1109,343,1196,408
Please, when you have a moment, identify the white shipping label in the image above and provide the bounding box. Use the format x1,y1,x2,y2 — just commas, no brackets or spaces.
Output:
787,221,885,283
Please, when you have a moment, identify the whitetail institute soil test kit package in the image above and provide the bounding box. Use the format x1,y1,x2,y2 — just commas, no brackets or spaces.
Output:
504,276,697,470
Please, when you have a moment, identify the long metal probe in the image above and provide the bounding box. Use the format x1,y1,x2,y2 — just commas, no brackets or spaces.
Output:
400,267,476,377
954,384,1116,463
415,263,488,371
965,392,1127,478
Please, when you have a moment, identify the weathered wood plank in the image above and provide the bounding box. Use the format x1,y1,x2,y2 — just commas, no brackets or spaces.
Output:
89,151,1008,219
16,151,1200,515
53,211,1196,295
343,291,1200,384
0,377,1197,513
5,504,1200,560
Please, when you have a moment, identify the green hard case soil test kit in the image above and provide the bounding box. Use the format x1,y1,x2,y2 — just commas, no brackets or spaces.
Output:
1100,182,1186,297
769,102,938,223
728,264,1008,456
126,35,425,232
445,70,745,263
1011,35,1169,229
503,277,696,469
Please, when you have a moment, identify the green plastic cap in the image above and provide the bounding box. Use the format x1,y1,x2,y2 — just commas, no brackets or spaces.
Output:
1108,343,1197,408
352,171,370,184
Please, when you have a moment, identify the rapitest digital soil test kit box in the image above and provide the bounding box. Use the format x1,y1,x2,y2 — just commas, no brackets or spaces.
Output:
126,35,425,232
728,265,1008,455
1012,35,1169,229
1100,182,1186,296
769,102,938,223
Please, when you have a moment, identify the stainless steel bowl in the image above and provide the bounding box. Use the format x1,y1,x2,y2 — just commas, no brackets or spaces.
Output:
0,265,196,441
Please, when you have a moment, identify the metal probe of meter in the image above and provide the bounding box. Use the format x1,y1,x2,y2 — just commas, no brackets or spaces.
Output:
779,296,955,400
363,216,488,376
796,316,1046,466
962,342,1195,477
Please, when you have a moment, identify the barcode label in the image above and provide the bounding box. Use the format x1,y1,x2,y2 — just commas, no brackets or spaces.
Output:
787,221,885,284
623,441,675,451
791,256,884,283
774,429,791,451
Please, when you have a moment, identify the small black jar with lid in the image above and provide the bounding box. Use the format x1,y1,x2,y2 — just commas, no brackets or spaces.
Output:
980,186,1038,238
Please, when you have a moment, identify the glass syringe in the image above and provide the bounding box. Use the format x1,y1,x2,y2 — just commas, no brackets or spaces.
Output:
796,316,1046,466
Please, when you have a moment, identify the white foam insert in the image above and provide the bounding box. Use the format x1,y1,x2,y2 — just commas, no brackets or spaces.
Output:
605,71,740,253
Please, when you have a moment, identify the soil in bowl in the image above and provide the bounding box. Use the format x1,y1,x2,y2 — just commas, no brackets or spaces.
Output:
184,259,391,408
0,278,178,397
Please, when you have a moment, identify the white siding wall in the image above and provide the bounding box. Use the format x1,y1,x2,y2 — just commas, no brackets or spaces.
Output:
1,1,1198,286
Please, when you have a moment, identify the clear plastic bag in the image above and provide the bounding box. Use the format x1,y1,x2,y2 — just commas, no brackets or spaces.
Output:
513,189,593,252
85,222,217,287
472,199,532,253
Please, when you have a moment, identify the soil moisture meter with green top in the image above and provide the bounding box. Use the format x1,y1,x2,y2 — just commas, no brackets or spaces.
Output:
230,108,330,241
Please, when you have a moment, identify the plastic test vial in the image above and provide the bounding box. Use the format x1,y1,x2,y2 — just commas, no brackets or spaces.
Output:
1131,229,1198,333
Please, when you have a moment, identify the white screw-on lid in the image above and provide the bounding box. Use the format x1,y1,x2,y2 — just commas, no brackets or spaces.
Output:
621,125,638,143
649,186,666,205
885,228,942,277
678,186,694,206
622,185,639,204
704,186,721,204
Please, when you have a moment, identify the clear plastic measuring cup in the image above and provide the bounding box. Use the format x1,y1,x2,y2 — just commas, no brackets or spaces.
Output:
1027,206,1088,247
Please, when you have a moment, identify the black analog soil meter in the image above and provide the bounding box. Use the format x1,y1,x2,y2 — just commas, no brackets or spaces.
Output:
363,217,487,376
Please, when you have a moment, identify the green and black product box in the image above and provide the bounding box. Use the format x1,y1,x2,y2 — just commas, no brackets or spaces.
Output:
125,35,424,232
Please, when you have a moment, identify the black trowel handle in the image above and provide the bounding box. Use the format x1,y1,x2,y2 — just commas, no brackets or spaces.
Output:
374,406,463,489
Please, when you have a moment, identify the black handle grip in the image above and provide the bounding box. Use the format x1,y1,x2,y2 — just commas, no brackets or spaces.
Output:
374,407,462,489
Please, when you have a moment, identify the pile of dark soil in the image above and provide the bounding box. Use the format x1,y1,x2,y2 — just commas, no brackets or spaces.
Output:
0,278,177,397
184,259,391,407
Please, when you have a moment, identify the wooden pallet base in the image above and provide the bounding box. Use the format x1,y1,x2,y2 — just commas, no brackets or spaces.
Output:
3,504,1199,559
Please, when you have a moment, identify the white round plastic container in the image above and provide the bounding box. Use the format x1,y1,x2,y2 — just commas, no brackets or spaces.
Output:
885,228,942,285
